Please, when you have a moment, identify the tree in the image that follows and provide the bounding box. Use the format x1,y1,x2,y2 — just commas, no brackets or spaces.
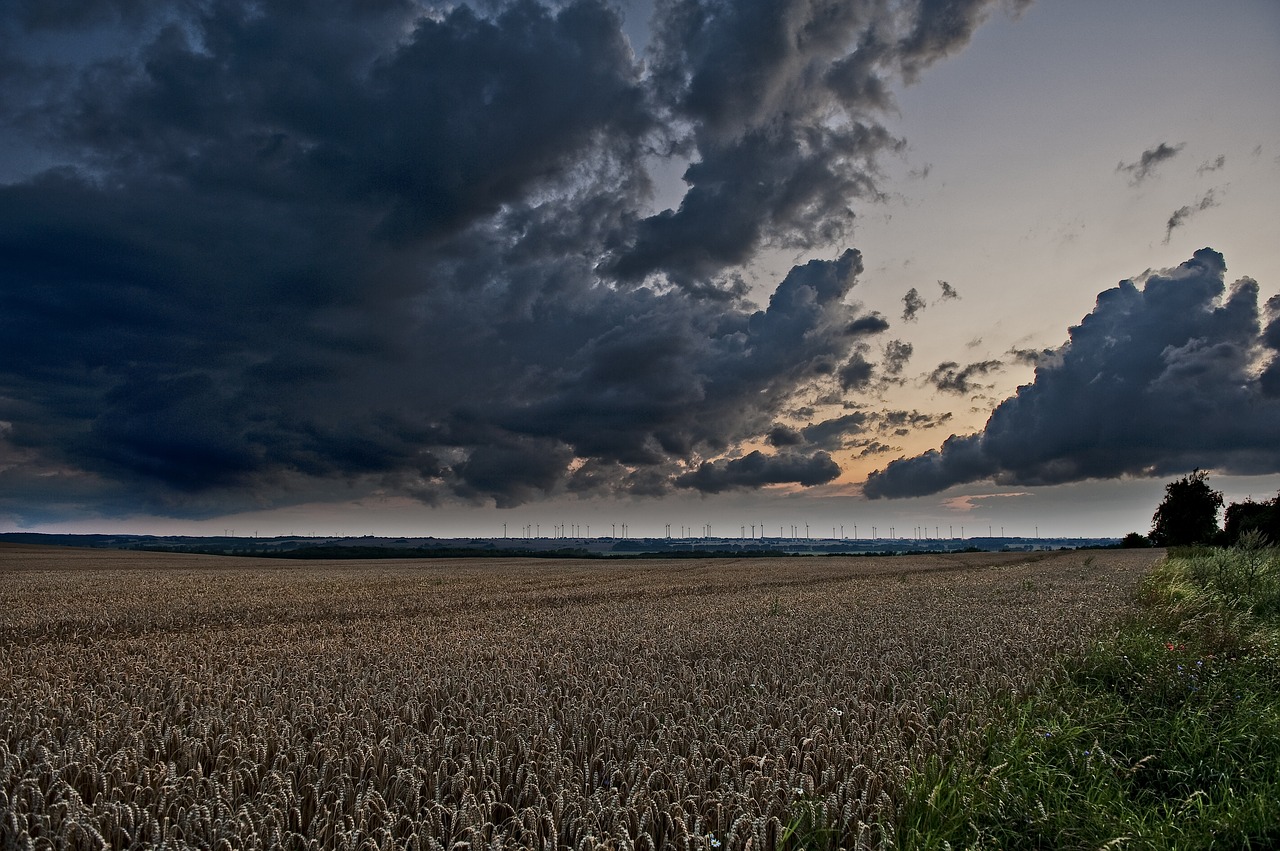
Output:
1150,469,1223,547
1223,491,1280,545
1120,532,1151,548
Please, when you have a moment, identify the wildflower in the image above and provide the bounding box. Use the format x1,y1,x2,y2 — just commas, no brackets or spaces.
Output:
830,707,843,716
710,838,722,849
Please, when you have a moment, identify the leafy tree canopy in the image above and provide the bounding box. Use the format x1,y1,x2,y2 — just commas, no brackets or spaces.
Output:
1150,469,1223,547
1223,491,1280,546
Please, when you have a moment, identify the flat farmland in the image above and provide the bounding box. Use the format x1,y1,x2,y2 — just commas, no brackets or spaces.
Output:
0,545,1161,850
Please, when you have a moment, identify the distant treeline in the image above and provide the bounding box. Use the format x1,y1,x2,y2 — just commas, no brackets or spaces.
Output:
238,545,790,560
237,544,1065,560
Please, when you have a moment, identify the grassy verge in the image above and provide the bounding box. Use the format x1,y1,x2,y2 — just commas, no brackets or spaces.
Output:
894,538,1280,849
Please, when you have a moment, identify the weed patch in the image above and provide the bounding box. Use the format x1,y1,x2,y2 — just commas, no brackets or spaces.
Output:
895,544,1280,849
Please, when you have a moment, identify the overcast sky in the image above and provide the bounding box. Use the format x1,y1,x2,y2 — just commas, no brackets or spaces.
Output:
2,0,1278,539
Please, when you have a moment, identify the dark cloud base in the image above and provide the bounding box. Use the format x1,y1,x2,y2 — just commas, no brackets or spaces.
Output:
0,0,1025,523
866,249,1280,499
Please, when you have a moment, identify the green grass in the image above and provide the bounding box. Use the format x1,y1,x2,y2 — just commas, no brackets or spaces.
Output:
782,796,842,850
894,539,1280,850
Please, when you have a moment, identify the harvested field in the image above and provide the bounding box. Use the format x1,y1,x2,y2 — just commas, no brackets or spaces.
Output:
0,544,1162,850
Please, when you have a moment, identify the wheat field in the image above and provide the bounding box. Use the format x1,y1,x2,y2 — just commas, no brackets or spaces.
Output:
0,544,1160,850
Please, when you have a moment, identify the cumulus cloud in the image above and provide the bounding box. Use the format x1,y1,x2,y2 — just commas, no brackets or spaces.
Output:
902,287,926,321
1117,141,1184,185
839,348,876,391
865,249,1280,499
1261,293,1280,396
874,409,952,437
0,0,1026,522
1008,346,1059,367
800,413,869,450
766,425,804,447
927,359,1003,394
857,441,896,457
1165,188,1221,243
847,313,891,336
675,450,841,493
882,340,914,376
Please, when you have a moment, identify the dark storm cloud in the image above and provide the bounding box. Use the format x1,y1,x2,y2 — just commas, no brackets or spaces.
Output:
600,0,1026,286
846,313,891,336
1164,189,1220,244
1117,141,1184,185
865,249,1280,499
675,450,841,493
926,359,1003,394
767,425,804,447
1261,293,1280,397
500,248,872,465
1262,294,1280,344
895,0,1033,82
0,0,1024,521
902,287,926,321
8,0,154,30
452,439,576,508
800,412,868,450
838,349,875,390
